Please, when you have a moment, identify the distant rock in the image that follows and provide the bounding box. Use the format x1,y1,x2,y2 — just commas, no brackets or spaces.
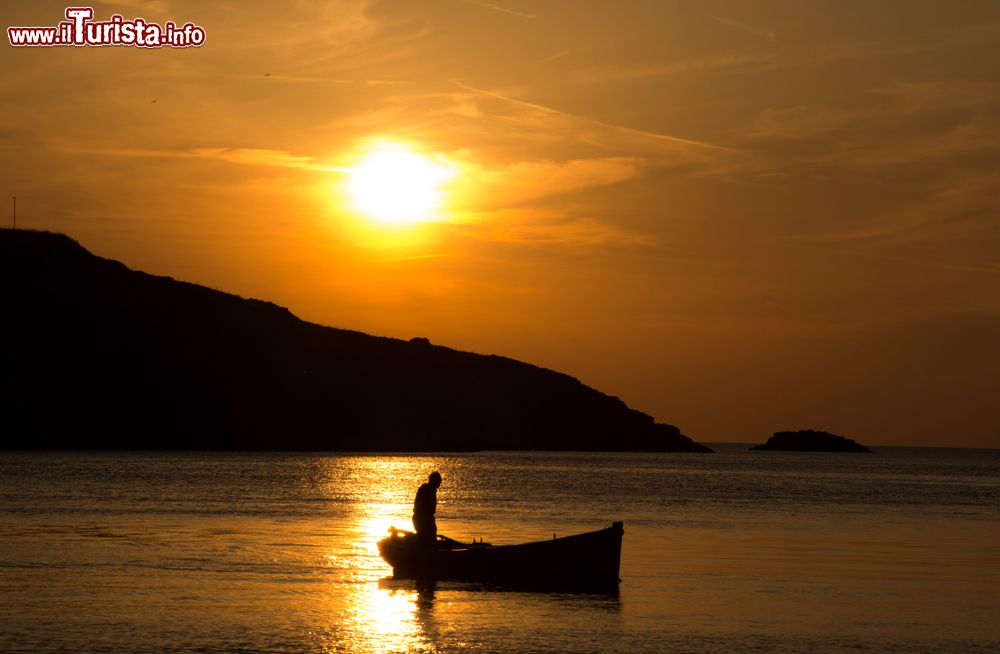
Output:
750,429,873,453
2,228,713,453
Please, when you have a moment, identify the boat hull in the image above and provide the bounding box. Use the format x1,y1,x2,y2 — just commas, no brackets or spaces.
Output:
377,522,623,590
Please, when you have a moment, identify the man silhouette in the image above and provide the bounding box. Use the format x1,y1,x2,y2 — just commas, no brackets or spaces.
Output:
412,471,442,545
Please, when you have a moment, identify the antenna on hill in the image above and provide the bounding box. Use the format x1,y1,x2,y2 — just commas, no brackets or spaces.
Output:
11,195,14,229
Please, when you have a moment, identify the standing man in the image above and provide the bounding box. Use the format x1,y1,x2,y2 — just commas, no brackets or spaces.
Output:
412,471,442,545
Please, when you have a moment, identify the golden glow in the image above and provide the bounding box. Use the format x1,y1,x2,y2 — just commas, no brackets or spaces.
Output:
345,143,456,226
312,457,441,653
342,583,429,652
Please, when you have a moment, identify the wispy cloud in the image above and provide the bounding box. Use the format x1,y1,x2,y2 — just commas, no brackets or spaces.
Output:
570,53,775,85
710,15,776,42
53,139,656,250
872,80,1000,112
53,144,332,172
740,104,859,143
495,216,658,248
457,157,644,211
784,173,1000,245
99,0,171,16
443,156,658,250
734,78,1000,180
458,0,536,19
452,81,735,152
827,120,1000,171
461,209,658,249
538,49,573,64
574,23,998,89
235,73,410,86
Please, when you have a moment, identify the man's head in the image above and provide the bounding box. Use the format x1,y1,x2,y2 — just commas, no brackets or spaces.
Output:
429,471,442,488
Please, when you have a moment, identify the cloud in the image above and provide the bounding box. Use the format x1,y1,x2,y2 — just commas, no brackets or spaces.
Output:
443,157,658,250
99,0,171,16
53,144,331,172
743,80,1000,145
740,105,854,143
828,120,1000,171
286,0,379,47
730,77,1000,189
451,81,735,153
496,216,658,248
459,209,659,249
52,139,656,251
785,173,1000,246
538,49,572,64
573,21,999,90
318,81,739,183
458,0,536,19
710,15,776,42
187,147,329,170
457,157,644,210
873,79,1000,113
569,53,776,85
234,73,412,85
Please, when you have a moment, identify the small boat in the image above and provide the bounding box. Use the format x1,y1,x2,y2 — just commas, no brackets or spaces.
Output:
377,521,623,590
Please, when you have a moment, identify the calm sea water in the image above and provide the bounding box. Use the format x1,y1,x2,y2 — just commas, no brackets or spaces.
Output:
1,446,998,653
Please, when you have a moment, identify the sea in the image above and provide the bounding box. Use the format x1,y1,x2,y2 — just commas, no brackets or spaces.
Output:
0,445,997,653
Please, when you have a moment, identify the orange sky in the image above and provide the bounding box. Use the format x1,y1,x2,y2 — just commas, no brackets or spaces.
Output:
4,1,999,447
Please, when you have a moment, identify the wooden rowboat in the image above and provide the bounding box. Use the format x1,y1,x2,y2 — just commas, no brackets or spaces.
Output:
377,522,623,590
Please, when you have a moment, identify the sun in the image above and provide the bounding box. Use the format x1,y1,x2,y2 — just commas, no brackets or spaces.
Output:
345,143,455,225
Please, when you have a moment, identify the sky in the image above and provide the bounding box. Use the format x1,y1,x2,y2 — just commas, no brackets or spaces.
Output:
3,0,999,448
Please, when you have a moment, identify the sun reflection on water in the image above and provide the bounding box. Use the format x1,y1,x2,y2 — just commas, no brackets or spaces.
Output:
338,582,430,653
316,456,447,653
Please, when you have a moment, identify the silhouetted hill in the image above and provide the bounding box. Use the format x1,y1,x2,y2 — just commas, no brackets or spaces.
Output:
2,229,711,452
750,430,872,453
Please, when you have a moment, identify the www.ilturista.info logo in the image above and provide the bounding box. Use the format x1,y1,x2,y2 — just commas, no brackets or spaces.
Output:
8,7,206,48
